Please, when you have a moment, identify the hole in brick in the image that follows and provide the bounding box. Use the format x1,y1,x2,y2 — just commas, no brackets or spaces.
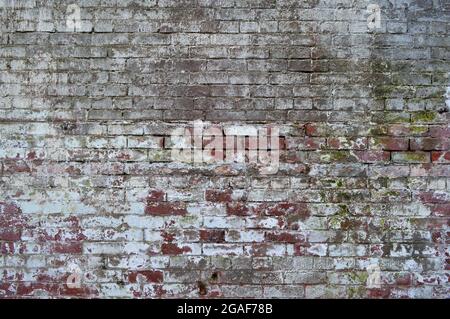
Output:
210,272,219,281
197,281,207,296
60,121,77,131
438,106,448,114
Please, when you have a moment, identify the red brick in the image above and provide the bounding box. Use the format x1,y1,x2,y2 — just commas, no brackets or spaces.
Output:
410,138,450,151
205,189,233,202
395,273,412,286
256,203,309,218
431,151,450,163
128,270,163,283
16,283,60,296
51,242,83,254
145,202,187,216
367,288,391,298
226,202,250,216
200,230,225,243
353,151,390,163
417,191,450,204
265,232,306,243
161,243,192,255
0,229,21,241
147,190,166,202
429,125,450,138
430,204,450,217
59,285,99,297
0,202,26,242
369,137,409,151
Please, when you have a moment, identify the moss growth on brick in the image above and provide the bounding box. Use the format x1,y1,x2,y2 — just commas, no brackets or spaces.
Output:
409,125,428,134
349,271,369,285
348,285,367,298
329,204,351,229
321,151,350,162
404,152,428,161
411,111,436,123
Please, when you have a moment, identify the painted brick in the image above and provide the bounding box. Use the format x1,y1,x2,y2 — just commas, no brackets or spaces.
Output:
0,0,447,300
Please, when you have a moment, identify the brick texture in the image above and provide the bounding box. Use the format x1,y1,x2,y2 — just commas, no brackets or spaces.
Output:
0,0,449,298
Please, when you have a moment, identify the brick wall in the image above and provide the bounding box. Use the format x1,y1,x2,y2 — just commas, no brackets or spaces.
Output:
0,0,449,298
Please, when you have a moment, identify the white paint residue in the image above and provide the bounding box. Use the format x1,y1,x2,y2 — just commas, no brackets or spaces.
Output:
66,262,82,289
366,264,382,289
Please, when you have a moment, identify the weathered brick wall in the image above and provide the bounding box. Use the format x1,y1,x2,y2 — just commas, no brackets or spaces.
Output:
0,0,449,298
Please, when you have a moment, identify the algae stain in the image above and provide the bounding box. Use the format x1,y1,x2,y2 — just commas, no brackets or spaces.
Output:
329,204,351,229
411,111,436,123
